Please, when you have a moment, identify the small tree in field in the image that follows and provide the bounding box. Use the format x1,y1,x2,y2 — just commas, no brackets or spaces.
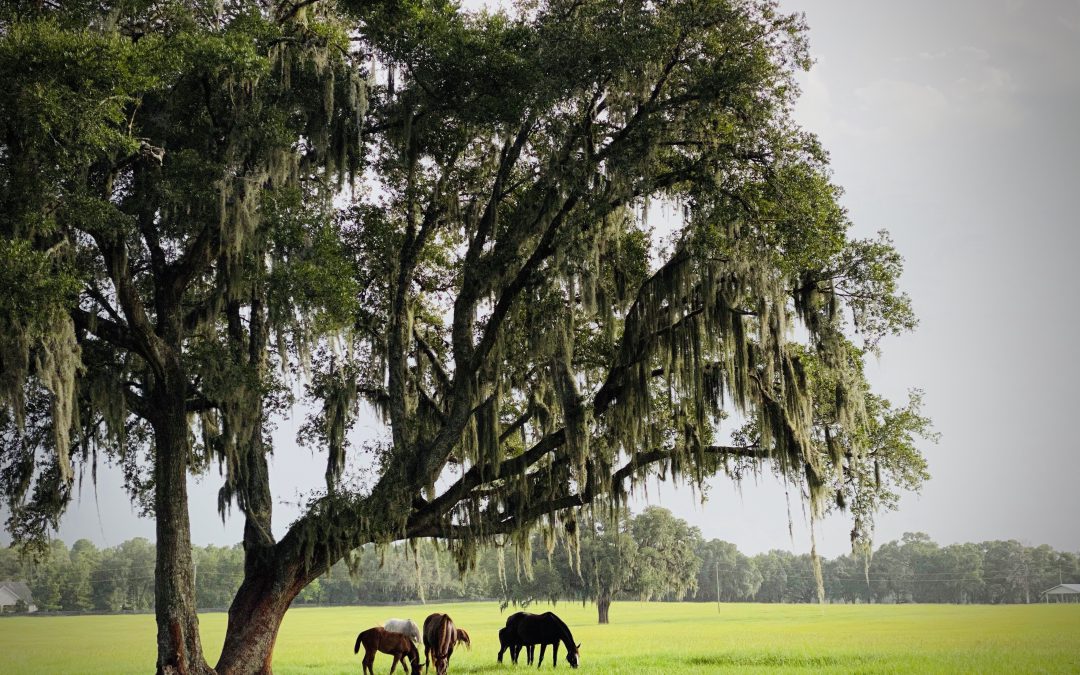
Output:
498,507,701,624
578,517,639,624
1,1,930,672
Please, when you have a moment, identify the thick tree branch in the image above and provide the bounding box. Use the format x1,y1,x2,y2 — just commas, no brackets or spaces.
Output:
407,443,764,539
83,233,166,375
413,329,451,394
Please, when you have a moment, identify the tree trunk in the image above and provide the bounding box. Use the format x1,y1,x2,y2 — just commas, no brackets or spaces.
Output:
597,594,611,624
153,383,213,675
214,561,305,675
215,431,300,675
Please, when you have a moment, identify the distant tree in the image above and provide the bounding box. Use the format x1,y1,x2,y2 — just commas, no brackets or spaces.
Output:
27,539,67,611
982,540,1033,604
92,546,128,612
0,545,21,579
59,538,99,611
867,539,913,603
295,577,325,605
939,543,984,604
580,519,636,624
193,545,244,610
627,508,702,602
897,532,941,603
822,553,866,603
116,537,156,611
695,539,761,603
499,507,701,623
753,551,790,603
783,553,819,603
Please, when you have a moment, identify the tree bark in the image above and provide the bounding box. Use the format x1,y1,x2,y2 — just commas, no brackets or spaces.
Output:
214,560,305,675
153,377,213,675
597,595,611,624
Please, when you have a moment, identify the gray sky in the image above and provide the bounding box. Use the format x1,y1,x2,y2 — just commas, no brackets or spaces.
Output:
11,0,1080,558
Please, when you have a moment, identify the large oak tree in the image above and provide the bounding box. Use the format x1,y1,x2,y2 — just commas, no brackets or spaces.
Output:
0,0,927,673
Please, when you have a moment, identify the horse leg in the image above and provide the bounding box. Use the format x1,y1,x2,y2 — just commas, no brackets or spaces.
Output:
363,648,375,675
390,653,400,673
537,644,546,668
553,642,559,667
528,645,535,665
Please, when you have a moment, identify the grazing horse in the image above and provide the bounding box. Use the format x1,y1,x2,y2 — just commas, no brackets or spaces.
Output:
504,612,535,664
507,611,580,668
455,628,472,650
422,613,461,675
385,618,422,644
497,626,523,664
354,627,422,675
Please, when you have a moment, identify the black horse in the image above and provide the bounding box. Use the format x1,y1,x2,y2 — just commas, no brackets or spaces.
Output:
505,611,580,668
497,626,523,664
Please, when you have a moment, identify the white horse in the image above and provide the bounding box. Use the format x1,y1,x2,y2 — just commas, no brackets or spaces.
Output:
383,618,422,645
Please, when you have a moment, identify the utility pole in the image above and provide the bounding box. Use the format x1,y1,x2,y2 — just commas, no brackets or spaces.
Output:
716,560,721,613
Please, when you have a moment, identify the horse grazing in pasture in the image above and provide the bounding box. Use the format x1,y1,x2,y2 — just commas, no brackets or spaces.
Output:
455,628,471,649
354,627,422,675
497,626,523,664
506,611,580,668
422,613,463,675
385,618,422,644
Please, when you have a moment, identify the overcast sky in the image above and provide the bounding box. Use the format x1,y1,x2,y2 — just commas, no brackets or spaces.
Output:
7,0,1079,559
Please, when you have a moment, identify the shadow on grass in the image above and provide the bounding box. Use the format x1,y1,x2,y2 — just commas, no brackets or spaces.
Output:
686,653,874,669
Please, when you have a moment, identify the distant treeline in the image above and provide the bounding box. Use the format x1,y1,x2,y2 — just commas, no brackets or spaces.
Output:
2,521,1076,613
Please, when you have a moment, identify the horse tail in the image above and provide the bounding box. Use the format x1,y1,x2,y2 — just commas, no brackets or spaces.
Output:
439,615,456,657
355,628,372,654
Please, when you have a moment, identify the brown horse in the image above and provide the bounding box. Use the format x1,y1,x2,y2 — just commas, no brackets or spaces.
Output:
455,628,471,649
422,613,465,675
354,626,422,675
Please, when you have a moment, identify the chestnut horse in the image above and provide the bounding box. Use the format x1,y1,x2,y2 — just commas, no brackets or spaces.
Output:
423,613,467,675
354,626,421,675
455,628,471,649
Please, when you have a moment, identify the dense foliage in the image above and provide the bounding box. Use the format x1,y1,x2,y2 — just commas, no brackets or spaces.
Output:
1,0,932,671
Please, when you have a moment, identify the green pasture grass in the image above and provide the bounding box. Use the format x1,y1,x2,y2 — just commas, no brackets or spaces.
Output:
1,602,1078,673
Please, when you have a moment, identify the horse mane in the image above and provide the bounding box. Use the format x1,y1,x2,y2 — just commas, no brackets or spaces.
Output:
542,612,575,649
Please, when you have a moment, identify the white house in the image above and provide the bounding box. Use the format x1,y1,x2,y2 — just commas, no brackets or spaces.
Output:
1042,583,1080,603
0,580,37,612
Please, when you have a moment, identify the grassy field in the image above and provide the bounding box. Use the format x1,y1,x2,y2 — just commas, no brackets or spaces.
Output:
1,601,1079,674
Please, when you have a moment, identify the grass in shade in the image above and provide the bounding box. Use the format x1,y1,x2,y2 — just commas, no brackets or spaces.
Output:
2,601,1079,673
